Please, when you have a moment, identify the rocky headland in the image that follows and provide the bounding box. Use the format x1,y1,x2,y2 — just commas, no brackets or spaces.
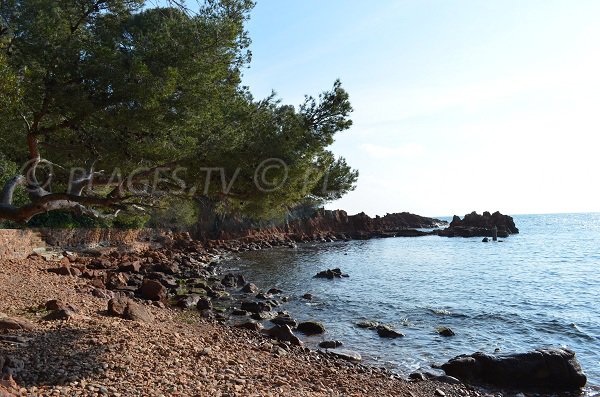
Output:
437,211,519,238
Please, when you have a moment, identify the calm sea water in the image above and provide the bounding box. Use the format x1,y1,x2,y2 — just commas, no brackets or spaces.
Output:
223,213,600,394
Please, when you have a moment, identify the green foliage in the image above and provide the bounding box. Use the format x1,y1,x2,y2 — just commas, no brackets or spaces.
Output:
0,0,358,224
112,211,150,229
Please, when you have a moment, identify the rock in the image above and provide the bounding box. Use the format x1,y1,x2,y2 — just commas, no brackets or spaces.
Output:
434,389,445,396
235,321,263,332
42,308,77,321
138,279,167,301
118,261,141,273
482,237,489,243
92,287,113,299
262,325,302,346
432,375,462,385
240,301,271,314
270,314,297,328
441,348,587,390
302,293,313,300
356,321,379,329
267,288,283,295
314,268,348,279
329,349,361,362
439,211,519,238
221,273,245,288
107,296,129,316
0,315,35,331
437,326,455,337
196,297,212,311
106,272,129,290
44,299,78,312
177,295,201,309
376,324,404,338
409,372,427,381
155,261,179,275
297,321,325,335
231,309,249,316
319,340,343,349
241,283,258,293
48,265,81,277
124,301,154,322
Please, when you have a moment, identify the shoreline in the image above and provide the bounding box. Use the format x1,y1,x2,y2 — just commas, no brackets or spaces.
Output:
0,254,481,396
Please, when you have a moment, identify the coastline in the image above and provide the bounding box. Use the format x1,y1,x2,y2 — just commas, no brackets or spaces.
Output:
0,255,481,396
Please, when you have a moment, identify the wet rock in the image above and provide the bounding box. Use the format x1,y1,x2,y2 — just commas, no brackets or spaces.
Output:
138,279,167,301
314,268,348,279
251,311,277,321
441,348,587,390
297,321,325,335
434,389,446,397
437,326,455,337
482,237,489,243
255,292,273,300
356,321,379,329
302,293,313,300
231,309,249,316
262,324,302,346
240,301,271,314
376,324,404,338
409,372,427,381
319,340,343,349
270,313,297,328
221,273,246,288
241,283,258,293
267,288,283,295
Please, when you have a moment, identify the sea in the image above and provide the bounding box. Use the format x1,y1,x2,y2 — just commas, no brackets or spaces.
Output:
222,213,600,395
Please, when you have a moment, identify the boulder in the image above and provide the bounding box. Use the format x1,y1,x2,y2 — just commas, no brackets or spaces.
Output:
124,301,154,322
107,296,129,316
439,211,519,238
262,324,302,346
356,321,379,329
196,297,212,311
267,288,283,295
441,348,587,390
118,261,141,273
319,340,343,349
376,325,404,338
0,315,35,331
314,268,348,279
270,313,297,328
176,295,201,309
437,326,455,337
241,301,271,314
297,321,325,335
138,279,167,301
221,273,246,288
241,283,259,293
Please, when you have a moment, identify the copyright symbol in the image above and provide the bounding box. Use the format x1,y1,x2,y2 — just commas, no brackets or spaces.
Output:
20,158,54,191
254,158,288,192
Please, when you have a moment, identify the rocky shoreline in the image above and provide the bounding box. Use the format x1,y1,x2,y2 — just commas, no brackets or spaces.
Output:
1,213,588,396
0,238,485,397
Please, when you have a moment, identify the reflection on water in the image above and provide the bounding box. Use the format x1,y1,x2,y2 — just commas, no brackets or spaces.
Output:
222,213,600,393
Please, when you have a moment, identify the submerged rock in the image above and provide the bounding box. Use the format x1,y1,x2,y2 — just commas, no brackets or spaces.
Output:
437,326,455,337
314,268,349,279
376,325,404,338
441,348,587,390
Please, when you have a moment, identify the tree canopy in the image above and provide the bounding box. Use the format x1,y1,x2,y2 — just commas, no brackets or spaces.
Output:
0,0,358,225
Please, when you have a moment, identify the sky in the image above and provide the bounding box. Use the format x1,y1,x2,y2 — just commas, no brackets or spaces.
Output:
240,0,600,217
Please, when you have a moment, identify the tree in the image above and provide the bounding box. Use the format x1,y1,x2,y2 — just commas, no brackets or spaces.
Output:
0,0,357,224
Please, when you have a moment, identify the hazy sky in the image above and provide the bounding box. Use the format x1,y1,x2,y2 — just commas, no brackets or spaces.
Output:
241,0,600,217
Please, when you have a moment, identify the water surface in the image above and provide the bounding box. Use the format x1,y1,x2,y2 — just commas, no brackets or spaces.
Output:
223,213,600,394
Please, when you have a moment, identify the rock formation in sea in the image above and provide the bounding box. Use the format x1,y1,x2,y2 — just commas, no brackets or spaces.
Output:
438,211,519,238
441,348,587,390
